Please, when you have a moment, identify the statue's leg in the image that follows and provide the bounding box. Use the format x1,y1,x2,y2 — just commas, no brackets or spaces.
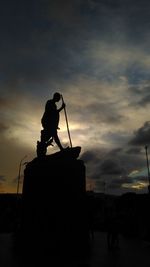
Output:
37,129,51,157
53,132,64,151
36,140,47,157
47,137,54,147
41,129,48,143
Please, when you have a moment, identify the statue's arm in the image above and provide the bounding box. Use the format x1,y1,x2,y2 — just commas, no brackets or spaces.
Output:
58,102,66,112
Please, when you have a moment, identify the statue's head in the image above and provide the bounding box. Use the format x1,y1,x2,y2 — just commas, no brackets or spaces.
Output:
53,92,61,102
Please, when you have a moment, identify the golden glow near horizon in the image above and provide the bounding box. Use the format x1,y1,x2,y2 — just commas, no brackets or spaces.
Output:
122,181,148,190
129,168,147,178
86,178,95,191
129,170,141,176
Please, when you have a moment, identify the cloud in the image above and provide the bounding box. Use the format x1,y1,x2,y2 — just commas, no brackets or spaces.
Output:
126,147,142,155
1,0,150,194
100,159,125,175
129,121,150,146
95,173,148,194
80,150,100,163
138,94,150,106
0,122,9,133
127,82,150,108
0,175,6,182
85,102,124,124
81,143,147,194
94,174,135,194
1,0,150,91
81,147,127,180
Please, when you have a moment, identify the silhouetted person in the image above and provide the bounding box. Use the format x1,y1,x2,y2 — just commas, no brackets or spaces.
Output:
37,92,65,156
105,201,120,250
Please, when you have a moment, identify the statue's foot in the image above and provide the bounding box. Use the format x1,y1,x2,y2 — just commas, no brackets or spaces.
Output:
36,141,47,157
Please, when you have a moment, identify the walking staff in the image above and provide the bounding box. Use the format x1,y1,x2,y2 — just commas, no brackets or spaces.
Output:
61,94,72,148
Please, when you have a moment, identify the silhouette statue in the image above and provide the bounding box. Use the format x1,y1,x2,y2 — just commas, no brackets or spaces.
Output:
37,92,66,157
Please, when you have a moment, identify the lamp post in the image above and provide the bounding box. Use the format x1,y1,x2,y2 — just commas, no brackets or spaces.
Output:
17,155,27,195
145,145,150,193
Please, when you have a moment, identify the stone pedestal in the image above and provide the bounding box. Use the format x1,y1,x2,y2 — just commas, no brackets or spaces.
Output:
20,147,88,258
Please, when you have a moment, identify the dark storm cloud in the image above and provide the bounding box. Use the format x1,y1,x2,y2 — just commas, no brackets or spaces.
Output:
111,176,133,186
81,147,124,166
0,123,9,135
126,147,142,155
86,0,150,46
80,150,100,163
138,94,150,106
107,178,130,190
0,0,150,90
81,147,127,180
72,106,123,127
95,175,135,193
81,149,107,169
0,0,97,86
0,175,6,182
100,159,125,175
127,83,150,107
106,147,123,156
128,85,141,95
129,121,150,146
0,1,69,84
81,143,146,189
85,102,124,124
0,96,8,107
102,131,131,147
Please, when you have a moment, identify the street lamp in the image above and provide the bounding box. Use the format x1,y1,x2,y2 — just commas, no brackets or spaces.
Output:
17,155,27,195
145,145,150,193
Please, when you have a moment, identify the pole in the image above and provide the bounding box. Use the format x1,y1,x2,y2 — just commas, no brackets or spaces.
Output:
145,145,150,192
61,95,72,148
17,155,27,195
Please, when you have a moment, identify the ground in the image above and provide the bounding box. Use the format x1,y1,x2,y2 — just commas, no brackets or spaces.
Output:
0,231,150,267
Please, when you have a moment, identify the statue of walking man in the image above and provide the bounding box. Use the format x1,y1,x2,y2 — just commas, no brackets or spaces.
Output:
37,92,65,157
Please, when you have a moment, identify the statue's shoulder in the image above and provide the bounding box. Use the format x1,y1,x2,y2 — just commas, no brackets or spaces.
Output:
46,99,52,105
45,99,54,109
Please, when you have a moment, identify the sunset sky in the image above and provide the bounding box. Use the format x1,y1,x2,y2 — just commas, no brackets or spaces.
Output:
1,0,150,194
